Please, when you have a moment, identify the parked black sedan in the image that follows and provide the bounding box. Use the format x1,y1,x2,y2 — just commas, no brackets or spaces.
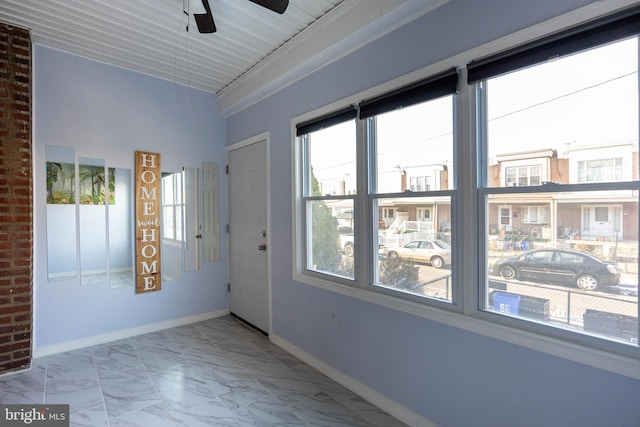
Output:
489,249,620,291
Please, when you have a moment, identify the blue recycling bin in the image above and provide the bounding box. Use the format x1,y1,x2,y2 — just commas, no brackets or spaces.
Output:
493,292,521,315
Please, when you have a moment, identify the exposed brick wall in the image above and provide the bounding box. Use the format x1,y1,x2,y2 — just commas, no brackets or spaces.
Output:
0,24,32,375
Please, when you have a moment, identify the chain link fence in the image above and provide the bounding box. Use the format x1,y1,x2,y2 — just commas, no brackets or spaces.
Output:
489,280,638,343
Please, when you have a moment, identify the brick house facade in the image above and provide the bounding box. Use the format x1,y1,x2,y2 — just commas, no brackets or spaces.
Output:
487,145,639,243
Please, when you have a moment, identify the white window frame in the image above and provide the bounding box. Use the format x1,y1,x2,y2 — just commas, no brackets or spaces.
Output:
502,161,545,187
417,207,433,221
522,206,549,224
161,172,184,246
578,158,624,183
367,95,457,306
292,1,640,380
296,112,359,283
569,143,634,183
410,175,434,192
498,206,512,233
472,13,639,362
382,207,395,221
505,165,541,187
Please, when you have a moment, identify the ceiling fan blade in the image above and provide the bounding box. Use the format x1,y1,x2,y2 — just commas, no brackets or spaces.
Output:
194,0,216,33
248,0,289,14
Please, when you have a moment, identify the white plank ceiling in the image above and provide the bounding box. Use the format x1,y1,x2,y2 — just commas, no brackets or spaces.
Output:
0,0,448,115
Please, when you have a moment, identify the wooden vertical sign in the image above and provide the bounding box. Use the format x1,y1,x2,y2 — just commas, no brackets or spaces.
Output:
135,151,162,293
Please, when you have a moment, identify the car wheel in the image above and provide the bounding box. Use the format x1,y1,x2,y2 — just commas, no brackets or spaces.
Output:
500,266,517,280
388,251,399,259
430,256,444,269
344,243,354,257
576,274,599,291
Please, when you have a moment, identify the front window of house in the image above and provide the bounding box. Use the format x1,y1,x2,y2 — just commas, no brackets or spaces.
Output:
505,165,541,187
522,206,549,224
410,176,433,191
578,158,623,182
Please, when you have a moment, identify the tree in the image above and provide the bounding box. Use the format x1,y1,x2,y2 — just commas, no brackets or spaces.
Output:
309,168,341,273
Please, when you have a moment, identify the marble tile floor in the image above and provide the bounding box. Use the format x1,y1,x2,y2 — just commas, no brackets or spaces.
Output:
0,315,406,427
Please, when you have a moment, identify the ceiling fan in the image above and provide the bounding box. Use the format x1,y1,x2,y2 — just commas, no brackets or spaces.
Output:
184,0,289,34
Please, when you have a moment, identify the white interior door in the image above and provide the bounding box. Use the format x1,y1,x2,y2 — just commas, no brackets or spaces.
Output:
228,139,269,333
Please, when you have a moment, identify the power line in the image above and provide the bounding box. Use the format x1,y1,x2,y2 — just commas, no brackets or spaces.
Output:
489,71,638,121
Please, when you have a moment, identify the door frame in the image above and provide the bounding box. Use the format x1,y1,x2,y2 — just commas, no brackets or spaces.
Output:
499,205,512,233
581,204,622,240
226,132,272,333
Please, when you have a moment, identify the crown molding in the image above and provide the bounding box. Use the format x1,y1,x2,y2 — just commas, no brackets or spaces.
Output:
217,0,449,117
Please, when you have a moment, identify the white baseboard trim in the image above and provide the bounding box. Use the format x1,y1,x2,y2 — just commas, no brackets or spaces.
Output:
33,309,230,359
270,333,438,427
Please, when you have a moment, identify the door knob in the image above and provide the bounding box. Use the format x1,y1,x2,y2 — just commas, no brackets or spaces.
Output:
258,244,267,251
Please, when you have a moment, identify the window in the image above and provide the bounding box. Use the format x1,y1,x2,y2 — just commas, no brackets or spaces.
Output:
524,250,553,262
554,251,584,264
499,207,511,226
522,206,549,224
296,70,457,303
162,172,184,243
578,158,623,182
410,176,433,191
382,208,395,222
471,8,639,353
595,206,608,222
505,165,541,187
295,6,640,364
417,207,432,221
297,108,357,280
365,71,457,303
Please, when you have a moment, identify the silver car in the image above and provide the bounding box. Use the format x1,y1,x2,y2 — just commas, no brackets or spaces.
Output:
385,240,451,268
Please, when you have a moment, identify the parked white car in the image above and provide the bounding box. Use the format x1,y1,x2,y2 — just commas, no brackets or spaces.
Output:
384,240,451,268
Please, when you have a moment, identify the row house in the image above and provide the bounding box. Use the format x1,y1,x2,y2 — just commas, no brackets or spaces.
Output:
488,142,638,243
323,141,637,247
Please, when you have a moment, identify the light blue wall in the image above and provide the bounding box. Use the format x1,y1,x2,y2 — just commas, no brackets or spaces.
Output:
34,45,228,347
226,0,640,425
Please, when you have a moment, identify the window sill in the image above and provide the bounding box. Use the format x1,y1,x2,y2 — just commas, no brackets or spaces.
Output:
293,271,640,380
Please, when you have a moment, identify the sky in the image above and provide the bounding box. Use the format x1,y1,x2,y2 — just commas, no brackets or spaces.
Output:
487,36,638,158
307,36,638,187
